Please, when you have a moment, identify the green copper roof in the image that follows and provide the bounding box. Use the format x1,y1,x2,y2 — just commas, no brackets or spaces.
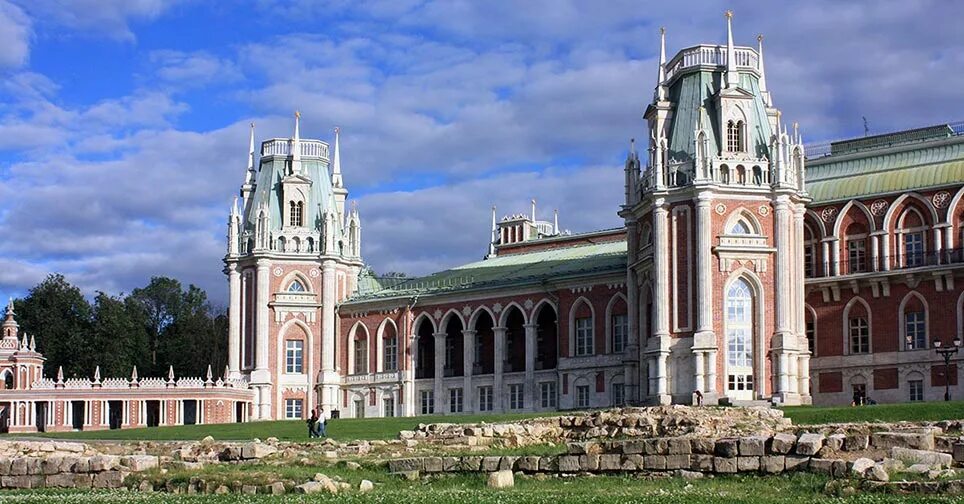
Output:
667,70,772,161
244,154,335,234
346,239,627,303
806,137,964,203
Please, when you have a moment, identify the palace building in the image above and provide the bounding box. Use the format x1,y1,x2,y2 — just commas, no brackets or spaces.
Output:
3,14,964,431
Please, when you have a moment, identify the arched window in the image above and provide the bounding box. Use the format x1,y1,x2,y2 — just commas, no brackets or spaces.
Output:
844,223,868,274
900,293,928,351
804,223,818,278
849,317,870,354
285,340,303,373
3,371,12,390
729,220,751,235
897,207,928,268
384,332,398,372
727,120,745,153
287,280,306,292
726,279,754,398
289,201,304,227
353,333,368,374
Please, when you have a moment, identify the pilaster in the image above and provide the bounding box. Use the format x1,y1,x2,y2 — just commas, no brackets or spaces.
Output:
493,326,506,412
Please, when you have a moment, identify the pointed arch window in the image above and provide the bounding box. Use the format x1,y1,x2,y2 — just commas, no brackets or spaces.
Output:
727,120,745,153
384,333,398,372
849,317,870,354
287,280,306,293
289,201,304,227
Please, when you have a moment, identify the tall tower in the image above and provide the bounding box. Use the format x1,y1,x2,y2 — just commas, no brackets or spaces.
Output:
225,114,364,420
620,13,811,406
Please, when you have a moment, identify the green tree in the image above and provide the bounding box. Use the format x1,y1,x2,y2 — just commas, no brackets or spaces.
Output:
129,276,183,373
15,274,93,378
89,292,150,377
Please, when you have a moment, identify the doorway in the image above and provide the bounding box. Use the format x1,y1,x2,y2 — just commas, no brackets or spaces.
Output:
145,400,161,427
108,401,123,430
70,401,85,431
34,402,47,433
183,400,198,425
235,401,245,423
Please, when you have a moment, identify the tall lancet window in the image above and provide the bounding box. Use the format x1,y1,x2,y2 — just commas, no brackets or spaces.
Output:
726,278,754,399
727,120,745,153
290,201,304,227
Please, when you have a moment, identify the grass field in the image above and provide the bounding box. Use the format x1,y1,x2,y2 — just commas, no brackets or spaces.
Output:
30,411,559,442
17,401,964,442
783,400,964,425
0,473,959,503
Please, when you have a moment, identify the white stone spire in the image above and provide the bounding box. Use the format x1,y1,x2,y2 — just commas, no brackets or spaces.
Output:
725,10,739,89
656,27,667,101
531,198,536,221
553,209,559,235
245,122,256,183
332,126,343,188
757,34,770,105
291,111,302,174
487,205,498,258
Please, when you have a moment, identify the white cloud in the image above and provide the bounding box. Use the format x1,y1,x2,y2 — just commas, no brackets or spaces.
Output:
0,0,30,68
14,0,178,41
148,50,243,89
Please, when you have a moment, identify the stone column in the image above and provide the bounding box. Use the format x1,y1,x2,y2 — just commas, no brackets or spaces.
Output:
694,351,704,395
433,332,446,414
319,260,338,416
493,326,506,412
934,227,943,264
881,234,891,271
462,329,476,413
707,350,717,393
651,200,672,403
227,265,241,378
253,259,272,419
524,323,537,410
771,198,793,400
798,354,811,400
693,193,716,398
870,234,880,272
821,241,831,276
625,265,640,404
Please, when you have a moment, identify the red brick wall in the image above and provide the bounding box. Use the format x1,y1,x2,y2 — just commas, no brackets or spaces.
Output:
873,368,898,390
932,363,958,387
819,371,843,393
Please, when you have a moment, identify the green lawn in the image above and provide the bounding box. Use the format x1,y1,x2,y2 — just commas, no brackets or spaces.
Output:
0,473,959,503
18,401,964,443
782,400,964,425
29,412,559,442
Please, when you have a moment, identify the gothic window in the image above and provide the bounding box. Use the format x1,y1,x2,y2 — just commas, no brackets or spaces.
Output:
849,317,870,354
611,314,628,353
353,333,368,374
847,239,867,274
2,371,12,390
897,207,928,268
575,317,593,356
904,231,925,267
289,201,304,227
727,120,745,153
905,311,926,350
287,280,306,292
726,278,754,396
285,340,303,374
383,333,398,372
729,219,751,235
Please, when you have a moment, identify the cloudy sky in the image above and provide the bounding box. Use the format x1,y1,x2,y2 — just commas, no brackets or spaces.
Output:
1,0,962,305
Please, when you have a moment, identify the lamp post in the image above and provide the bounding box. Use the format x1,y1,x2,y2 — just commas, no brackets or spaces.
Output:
933,337,962,402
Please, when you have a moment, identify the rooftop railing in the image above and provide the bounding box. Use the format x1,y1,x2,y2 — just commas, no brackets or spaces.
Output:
261,138,330,160
805,121,964,160
664,45,759,83
805,248,964,279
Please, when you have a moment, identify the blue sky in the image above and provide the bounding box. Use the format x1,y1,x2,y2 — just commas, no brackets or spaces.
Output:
1,0,963,306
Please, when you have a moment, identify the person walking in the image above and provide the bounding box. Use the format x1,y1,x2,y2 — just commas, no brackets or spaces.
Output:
307,408,319,439
317,408,328,438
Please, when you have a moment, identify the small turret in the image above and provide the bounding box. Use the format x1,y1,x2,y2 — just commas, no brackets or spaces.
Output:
724,10,738,89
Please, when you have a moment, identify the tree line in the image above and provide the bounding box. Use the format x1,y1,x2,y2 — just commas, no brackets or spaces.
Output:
12,274,228,381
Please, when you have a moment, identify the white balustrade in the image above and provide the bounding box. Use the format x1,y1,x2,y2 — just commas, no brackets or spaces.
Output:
260,139,330,160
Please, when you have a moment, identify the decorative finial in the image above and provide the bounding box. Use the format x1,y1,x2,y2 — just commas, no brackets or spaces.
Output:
224,364,230,380
295,110,301,119
56,366,64,383
206,364,213,381
168,365,175,382
5,298,13,316
757,34,763,43
725,9,733,19
94,366,101,382
131,366,138,381
660,26,665,35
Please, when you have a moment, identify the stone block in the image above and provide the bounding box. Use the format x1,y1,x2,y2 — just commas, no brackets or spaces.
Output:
558,456,580,473
481,457,501,472
843,434,869,452
54,442,85,453
665,454,689,470
487,470,514,489
690,438,715,455
784,455,810,472
72,457,91,473
739,437,766,456
599,454,621,471
643,455,666,471
622,441,645,454
737,457,760,472
0,457,9,476
423,457,443,473
539,457,558,472
715,439,738,458
644,438,668,455
769,433,796,454
809,458,834,475
690,454,714,472
458,457,482,472
567,442,600,455
713,457,737,474
850,457,875,476
954,443,964,464
622,455,643,471
41,457,64,475
10,458,28,476
832,460,848,478
388,458,422,473
121,455,159,472
667,438,692,455
517,456,540,472
2,475,43,489
871,431,935,451
761,455,785,473
89,455,119,472
498,456,519,471
241,443,277,460
27,458,43,475
442,457,459,472
891,447,952,468
268,481,286,495
795,433,824,456
359,480,374,492
868,464,889,482
92,470,128,489
578,455,599,471
825,434,846,451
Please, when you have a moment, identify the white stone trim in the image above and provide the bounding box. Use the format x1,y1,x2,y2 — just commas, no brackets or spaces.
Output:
842,296,873,356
